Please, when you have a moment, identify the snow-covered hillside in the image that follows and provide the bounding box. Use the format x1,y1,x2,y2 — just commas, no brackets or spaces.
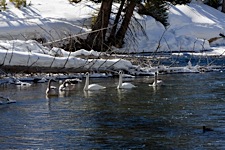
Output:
0,0,225,53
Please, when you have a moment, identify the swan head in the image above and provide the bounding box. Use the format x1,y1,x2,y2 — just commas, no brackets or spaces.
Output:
118,71,124,78
154,71,160,76
47,79,57,87
46,79,58,96
49,78,57,83
64,82,69,87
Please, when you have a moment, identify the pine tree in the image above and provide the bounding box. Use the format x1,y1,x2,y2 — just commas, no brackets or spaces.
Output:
138,0,191,27
114,0,137,48
222,0,225,13
140,0,169,27
206,0,221,9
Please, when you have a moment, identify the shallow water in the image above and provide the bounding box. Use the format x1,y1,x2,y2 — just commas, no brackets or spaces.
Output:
0,71,225,149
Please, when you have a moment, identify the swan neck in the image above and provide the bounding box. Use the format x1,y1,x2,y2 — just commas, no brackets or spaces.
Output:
62,81,67,87
48,80,52,88
84,74,89,90
154,73,157,82
118,73,122,88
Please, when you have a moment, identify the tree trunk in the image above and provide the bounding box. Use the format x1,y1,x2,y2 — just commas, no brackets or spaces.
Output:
114,0,136,48
222,0,225,13
107,0,126,45
85,0,113,51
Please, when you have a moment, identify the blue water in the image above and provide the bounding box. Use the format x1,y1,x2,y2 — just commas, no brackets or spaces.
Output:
137,52,225,67
0,71,225,149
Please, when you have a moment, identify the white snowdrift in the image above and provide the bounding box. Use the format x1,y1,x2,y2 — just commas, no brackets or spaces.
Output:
0,40,134,71
1,0,225,53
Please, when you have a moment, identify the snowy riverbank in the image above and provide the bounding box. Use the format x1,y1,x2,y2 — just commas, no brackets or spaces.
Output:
0,0,225,77
1,0,225,52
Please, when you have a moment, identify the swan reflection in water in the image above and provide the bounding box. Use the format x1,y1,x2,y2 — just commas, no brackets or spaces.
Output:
0,96,16,105
83,90,95,98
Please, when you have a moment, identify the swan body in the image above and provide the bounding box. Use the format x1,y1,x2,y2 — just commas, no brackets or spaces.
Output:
117,71,136,89
149,72,163,87
59,78,82,91
59,82,74,91
83,72,106,91
46,79,58,96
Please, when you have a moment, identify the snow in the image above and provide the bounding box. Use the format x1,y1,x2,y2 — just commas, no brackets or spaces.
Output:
0,0,225,76
168,3,225,40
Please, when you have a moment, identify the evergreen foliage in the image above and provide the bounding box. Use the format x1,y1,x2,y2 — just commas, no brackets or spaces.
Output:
68,0,81,3
9,0,26,8
140,0,170,27
138,0,191,27
205,0,221,9
0,0,7,11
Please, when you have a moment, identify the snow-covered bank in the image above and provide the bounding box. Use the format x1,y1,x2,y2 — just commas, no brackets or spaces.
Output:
130,2,225,53
1,0,225,53
0,0,94,41
0,40,137,73
0,0,225,76
0,39,223,77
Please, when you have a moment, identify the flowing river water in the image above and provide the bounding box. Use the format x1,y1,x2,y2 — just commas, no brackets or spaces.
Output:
0,70,225,149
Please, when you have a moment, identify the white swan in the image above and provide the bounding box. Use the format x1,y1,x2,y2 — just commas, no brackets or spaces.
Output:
46,79,58,96
117,71,136,89
59,78,82,91
83,72,106,91
149,72,163,87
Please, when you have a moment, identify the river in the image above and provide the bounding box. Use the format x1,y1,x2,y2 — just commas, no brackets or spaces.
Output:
0,70,225,149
